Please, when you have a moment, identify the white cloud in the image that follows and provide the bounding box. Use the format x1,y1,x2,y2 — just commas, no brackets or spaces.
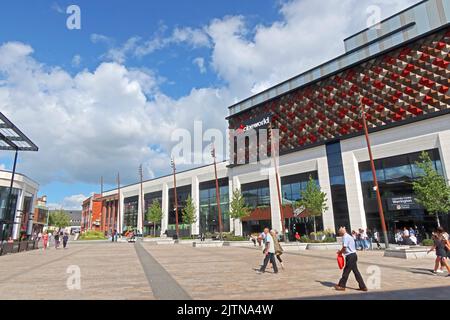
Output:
193,57,207,74
171,27,211,48
71,54,82,67
0,41,229,187
48,194,87,210
51,2,65,14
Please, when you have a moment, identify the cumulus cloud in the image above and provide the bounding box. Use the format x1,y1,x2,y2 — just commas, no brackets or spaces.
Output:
0,41,229,187
71,54,82,67
193,57,207,74
48,194,87,210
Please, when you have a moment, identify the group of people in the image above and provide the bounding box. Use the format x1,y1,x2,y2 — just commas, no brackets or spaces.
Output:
40,230,70,250
351,228,381,250
395,226,420,245
255,228,284,274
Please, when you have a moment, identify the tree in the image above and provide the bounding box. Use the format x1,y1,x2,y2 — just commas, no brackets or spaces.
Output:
146,200,163,236
182,195,197,235
229,188,250,233
295,176,328,235
412,151,450,227
48,210,71,228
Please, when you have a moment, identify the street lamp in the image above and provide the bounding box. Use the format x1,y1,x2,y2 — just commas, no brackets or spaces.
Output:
211,144,223,240
170,157,179,239
360,96,389,249
268,125,287,242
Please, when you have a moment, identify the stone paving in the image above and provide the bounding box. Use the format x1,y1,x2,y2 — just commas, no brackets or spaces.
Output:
0,241,449,300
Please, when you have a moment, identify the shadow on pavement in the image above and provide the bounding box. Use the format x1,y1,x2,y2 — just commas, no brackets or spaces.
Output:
290,285,450,300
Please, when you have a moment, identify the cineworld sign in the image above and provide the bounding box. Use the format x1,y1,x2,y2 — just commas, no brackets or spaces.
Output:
237,113,272,133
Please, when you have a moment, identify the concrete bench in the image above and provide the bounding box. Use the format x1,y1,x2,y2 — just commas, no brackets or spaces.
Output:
223,241,255,247
280,243,308,251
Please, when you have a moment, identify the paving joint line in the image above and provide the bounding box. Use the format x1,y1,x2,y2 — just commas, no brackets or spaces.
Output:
134,241,192,300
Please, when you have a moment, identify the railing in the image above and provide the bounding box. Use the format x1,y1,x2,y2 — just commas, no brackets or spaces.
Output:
0,240,39,256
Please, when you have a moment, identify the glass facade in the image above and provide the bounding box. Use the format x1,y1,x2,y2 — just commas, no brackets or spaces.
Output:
241,180,271,235
281,171,322,238
123,196,138,231
144,191,163,235
326,142,350,231
168,185,191,228
359,148,448,240
241,180,270,209
199,179,230,234
0,186,19,241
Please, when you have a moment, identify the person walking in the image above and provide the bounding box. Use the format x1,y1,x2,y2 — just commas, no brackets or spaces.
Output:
335,227,368,292
372,228,382,249
428,227,450,276
42,232,49,251
54,232,60,249
62,233,69,249
256,228,278,274
271,229,285,269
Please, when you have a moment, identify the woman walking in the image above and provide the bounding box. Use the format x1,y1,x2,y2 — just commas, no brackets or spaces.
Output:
428,227,450,276
42,232,49,251
62,233,69,249
270,229,285,270
54,232,60,249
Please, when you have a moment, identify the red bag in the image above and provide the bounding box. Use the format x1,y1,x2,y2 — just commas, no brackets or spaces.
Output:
337,253,345,270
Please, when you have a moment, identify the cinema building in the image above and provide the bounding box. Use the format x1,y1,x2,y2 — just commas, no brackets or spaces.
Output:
97,0,450,241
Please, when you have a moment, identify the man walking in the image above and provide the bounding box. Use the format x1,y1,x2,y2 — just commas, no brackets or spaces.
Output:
335,227,368,292
256,228,278,274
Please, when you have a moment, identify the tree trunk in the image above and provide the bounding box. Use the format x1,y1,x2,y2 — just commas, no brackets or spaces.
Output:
313,216,317,239
436,213,441,228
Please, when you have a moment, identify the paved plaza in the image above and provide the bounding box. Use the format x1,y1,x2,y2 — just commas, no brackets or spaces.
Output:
0,241,449,300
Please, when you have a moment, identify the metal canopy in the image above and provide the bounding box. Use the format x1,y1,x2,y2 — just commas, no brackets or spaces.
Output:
0,112,38,151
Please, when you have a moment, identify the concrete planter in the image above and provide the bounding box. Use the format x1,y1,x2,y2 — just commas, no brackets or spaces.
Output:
384,246,434,259
280,242,307,251
178,240,196,245
306,243,341,250
223,241,255,247
192,241,224,248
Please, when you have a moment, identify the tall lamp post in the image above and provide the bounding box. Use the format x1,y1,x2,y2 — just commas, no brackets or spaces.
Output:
211,144,223,240
360,96,389,249
269,125,287,242
139,164,145,235
170,158,179,239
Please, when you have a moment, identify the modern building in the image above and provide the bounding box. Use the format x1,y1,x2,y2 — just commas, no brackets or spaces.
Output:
33,196,49,235
0,170,39,240
81,194,103,232
94,0,450,240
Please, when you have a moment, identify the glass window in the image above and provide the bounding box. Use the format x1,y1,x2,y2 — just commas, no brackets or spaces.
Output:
199,178,230,234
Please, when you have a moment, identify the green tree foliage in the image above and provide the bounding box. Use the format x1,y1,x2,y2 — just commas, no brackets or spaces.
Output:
295,176,328,234
182,195,197,228
412,151,450,227
229,188,250,220
48,210,71,228
146,200,163,236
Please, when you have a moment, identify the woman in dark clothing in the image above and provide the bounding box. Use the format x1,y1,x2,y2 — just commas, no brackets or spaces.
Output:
428,231,450,275
62,233,69,249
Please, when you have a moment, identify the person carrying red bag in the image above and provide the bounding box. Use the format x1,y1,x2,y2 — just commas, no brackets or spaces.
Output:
335,226,368,292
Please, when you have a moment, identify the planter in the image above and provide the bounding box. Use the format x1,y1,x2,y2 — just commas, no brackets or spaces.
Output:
384,246,432,259
192,241,224,248
306,243,341,250
223,241,255,247
280,242,307,251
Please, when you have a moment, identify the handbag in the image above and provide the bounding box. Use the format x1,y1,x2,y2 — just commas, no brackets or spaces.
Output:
337,253,345,270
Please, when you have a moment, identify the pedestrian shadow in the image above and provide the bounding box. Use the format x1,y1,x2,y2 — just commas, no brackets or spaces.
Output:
408,267,435,275
315,281,335,288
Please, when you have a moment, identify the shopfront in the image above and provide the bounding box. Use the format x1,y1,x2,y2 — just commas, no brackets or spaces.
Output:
359,148,448,241
199,179,230,234
281,171,322,239
123,196,138,231
241,180,271,235
143,191,162,236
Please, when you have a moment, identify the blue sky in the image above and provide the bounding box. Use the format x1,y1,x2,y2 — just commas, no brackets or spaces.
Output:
0,0,418,209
